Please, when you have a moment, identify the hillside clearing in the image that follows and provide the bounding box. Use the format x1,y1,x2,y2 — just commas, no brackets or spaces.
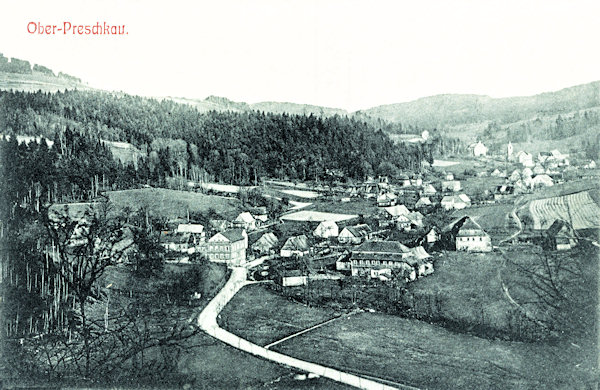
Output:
106,188,242,219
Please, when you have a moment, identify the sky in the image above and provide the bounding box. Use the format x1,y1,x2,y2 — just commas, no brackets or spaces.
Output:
1,0,599,111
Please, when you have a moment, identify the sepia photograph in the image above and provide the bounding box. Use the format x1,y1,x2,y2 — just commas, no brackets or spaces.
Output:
0,0,599,388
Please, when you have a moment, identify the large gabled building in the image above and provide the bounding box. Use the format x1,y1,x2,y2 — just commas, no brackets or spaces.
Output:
455,217,492,252
205,229,248,266
349,240,416,277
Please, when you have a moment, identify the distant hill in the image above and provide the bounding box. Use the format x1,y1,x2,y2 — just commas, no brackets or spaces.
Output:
0,53,89,92
163,95,349,117
359,82,600,128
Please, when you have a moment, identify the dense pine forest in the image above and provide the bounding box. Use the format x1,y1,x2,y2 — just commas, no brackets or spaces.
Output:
0,89,436,185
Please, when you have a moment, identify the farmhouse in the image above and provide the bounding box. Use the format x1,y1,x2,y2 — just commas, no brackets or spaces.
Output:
234,212,256,231
280,235,310,257
490,169,505,177
277,269,308,287
544,220,577,251
210,219,232,233
455,217,492,252
176,223,205,245
442,180,462,192
349,240,416,278
383,204,410,218
469,141,488,157
516,151,535,167
423,227,439,246
493,185,515,200
377,192,398,207
251,232,279,255
313,220,339,238
423,184,437,196
205,229,248,266
338,224,372,244
415,197,432,209
441,194,471,210
531,174,554,188
161,232,192,254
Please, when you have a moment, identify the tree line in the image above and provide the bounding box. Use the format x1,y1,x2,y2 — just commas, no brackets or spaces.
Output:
0,89,438,184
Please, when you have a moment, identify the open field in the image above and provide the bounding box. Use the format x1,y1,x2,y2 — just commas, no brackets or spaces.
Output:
100,140,146,165
281,210,358,223
525,189,600,230
312,198,380,216
105,188,242,219
272,312,592,390
279,189,321,199
219,285,592,389
407,251,514,331
218,284,338,346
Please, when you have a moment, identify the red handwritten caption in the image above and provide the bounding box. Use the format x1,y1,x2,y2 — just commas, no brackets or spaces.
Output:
27,22,127,35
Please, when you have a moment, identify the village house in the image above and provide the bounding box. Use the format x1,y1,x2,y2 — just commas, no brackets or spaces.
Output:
176,223,205,246
469,141,488,157
277,269,308,287
418,227,439,250
441,180,461,192
543,220,577,251
335,252,352,271
349,240,416,278
205,229,248,266
383,204,410,219
161,232,193,254
313,220,339,239
338,224,372,244
423,184,437,196
455,217,492,252
251,232,279,255
522,167,533,178
493,185,515,200
415,196,432,209
280,234,310,257
234,212,256,231
210,219,232,233
490,168,506,178
515,151,535,167
377,192,398,207
531,174,554,188
441,194,471,210
395,215,412,230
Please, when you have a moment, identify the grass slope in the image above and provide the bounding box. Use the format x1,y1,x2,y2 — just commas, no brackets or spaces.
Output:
106,188,242,220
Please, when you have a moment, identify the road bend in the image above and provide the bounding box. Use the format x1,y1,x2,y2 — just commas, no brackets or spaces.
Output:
197,266,420,390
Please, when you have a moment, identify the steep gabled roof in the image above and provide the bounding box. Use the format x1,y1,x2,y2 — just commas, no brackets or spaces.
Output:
456,217,488,237
546,219,574,238
252,232,279,249
282,235,309,251
343,224,372,237
213,229,246,242
235,212,255,223
354,240,411,254
384,204,410,216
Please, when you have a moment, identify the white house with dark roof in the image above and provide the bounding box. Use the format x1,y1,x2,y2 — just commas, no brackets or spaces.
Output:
251,232,279,255
349,240,417,279
338,224,372,244
205,229,248,265
455,217,492,252
313,220,339,238
234,212,256,231
280,235,310,257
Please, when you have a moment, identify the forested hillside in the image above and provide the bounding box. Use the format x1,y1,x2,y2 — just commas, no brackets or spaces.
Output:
0,89,434,189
